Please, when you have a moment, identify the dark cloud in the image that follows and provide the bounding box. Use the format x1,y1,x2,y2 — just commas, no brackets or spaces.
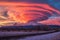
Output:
0,0,48,3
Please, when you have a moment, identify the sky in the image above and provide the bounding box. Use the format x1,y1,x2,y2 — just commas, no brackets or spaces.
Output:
0,0,60,26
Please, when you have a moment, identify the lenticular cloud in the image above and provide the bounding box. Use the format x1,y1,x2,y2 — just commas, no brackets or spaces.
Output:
0,2,60,26
38,16,60,25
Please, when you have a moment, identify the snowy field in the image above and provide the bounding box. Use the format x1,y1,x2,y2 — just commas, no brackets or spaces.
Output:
0,31,53,37
17,32,60,40
0,31,60,40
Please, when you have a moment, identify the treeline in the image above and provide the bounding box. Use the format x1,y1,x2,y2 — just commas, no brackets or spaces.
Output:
0,25,60,31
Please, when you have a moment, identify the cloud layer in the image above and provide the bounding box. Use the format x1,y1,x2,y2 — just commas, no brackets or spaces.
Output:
0,1,60,26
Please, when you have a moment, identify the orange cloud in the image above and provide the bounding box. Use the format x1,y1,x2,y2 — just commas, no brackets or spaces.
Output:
0,2,60,24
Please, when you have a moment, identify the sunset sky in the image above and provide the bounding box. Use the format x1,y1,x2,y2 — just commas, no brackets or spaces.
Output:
0,0,60,26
